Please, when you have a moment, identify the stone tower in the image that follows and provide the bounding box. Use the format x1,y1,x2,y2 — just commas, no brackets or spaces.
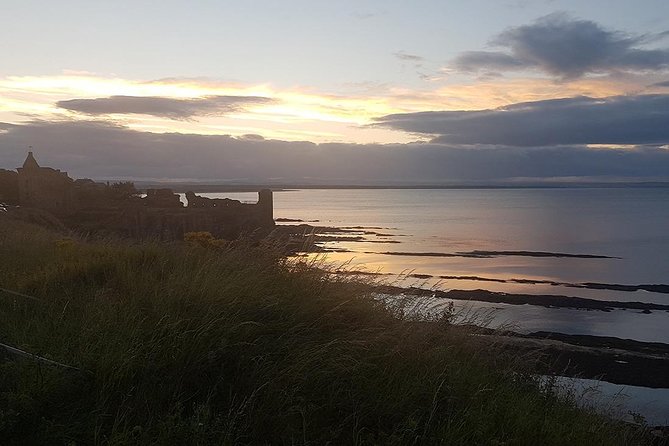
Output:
17,152,75,212
257,189,274,226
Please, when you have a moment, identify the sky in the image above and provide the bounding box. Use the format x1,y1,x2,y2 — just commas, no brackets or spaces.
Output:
1,0,669,183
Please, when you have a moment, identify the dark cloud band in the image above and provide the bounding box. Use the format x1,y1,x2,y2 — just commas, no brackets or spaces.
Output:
375,94,669,147
57,95,273,119
1,120,668,183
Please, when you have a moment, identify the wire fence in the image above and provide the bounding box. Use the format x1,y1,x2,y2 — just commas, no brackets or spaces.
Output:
0,286,88,373
0,286,42,302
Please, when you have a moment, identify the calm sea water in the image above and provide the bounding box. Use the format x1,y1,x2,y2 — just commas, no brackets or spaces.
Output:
202,188,669,343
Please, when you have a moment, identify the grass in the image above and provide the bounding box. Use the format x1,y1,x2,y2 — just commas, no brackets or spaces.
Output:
0,217,654,445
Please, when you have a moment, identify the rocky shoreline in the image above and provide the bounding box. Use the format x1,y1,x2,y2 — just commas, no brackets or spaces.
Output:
275,222,669,296
481,329,669,388
376,285,669,312
277,222,669,390
368,284,669,387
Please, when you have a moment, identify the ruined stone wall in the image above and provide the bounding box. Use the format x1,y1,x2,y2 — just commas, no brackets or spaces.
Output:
61,190,274,240
0,169,19,205
145,189,183,208
183,189,274,236
17,168,75,213
9,153,275,240
70,207,269,240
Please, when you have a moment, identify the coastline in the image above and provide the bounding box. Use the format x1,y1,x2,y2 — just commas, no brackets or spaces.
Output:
275,221,669,391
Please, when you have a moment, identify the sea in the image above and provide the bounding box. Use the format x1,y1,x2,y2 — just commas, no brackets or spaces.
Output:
201,187,669,422
200,187,669,343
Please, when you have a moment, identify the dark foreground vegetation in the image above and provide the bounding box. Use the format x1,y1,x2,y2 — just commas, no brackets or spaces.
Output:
0,217,656,445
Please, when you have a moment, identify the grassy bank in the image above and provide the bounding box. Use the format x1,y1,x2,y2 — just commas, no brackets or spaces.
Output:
0,217,651,445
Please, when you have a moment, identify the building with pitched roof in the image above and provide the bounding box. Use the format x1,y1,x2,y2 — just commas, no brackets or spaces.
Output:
17,151,75,212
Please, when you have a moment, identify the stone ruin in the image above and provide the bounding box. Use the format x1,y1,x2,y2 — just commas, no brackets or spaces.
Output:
1,152,274,239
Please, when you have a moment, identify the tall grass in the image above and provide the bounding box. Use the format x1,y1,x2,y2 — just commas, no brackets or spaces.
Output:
0,218,650,445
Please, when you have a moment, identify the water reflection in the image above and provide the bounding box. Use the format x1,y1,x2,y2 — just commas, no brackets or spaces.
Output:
548,376,669,426
201,188,669,343
431,298,669,344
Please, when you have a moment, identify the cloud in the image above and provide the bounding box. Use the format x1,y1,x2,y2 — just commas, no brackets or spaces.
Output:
451,51,527,72
352,10,385,20
1,120,668,183
653,80,669,87
452,13,669,79
394,51,424,62
56,95,273,119
374,94,669,146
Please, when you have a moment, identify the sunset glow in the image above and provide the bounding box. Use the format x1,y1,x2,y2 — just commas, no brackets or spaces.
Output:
0,71,661,145
1,1,668,181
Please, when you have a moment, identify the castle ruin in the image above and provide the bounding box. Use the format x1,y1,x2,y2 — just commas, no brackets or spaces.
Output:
2,152,274,239
17,152,75,212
